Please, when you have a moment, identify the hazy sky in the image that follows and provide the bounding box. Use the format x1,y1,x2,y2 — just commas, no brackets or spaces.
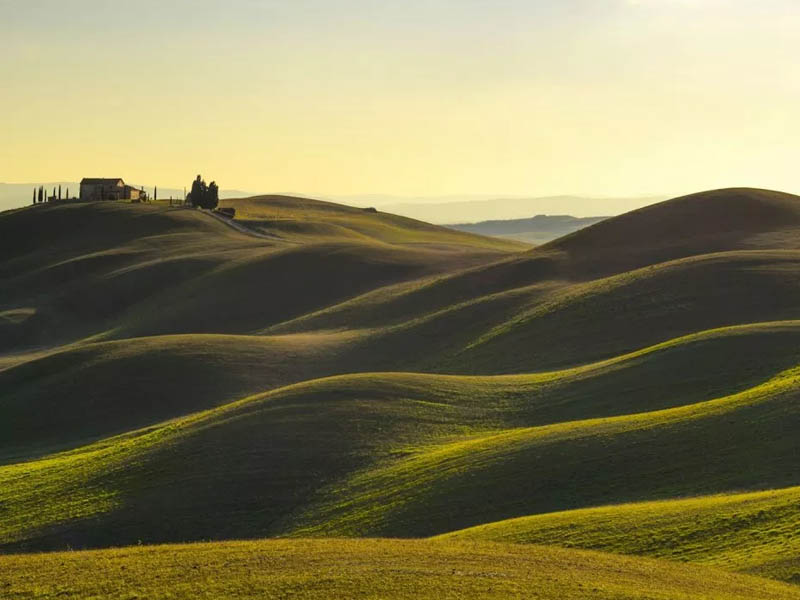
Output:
2,0,799,198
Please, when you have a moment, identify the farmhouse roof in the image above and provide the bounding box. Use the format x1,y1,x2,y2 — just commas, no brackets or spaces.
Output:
80,178,125,185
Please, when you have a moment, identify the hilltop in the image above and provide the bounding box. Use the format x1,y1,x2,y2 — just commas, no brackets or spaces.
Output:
0,197,522,354
0,182,254,212
3,188,800,593
546,187,800,267
220,194,527,250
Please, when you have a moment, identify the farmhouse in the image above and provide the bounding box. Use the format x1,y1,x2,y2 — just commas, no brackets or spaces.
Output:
80,178,143,201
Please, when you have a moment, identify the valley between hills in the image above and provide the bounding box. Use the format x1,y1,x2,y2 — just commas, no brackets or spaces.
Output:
3,188,800,599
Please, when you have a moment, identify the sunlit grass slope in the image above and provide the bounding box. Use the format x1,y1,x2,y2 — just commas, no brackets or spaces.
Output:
0,199,520,350
7,189,800,363
223,194,528,250
272,250,800,373
3,539,799,600
271,188,800,335
3,324,800,551
447,250,800,371
7,319,799,464
288,365,800,539
267,189,800,372
441,486,800,584
545,187,800,271
0,202,254,350
0,331,362,462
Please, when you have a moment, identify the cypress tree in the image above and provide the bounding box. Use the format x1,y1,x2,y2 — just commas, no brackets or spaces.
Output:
207,181,219,210
190,175,206,208
58,185,62,200
33,188,36,205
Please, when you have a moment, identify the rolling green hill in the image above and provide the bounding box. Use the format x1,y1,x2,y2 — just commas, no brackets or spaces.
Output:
3,323,800,555
441,486,800,583
0,332,363,463
0,199,519,352
3,539,799,600
4,188,800,594
287,363,800,540
221,194,529,250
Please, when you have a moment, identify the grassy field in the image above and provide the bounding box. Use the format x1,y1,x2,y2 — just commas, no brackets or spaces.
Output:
4,188,800,595
441,486,800,583
286,364,800,541
221,194,528,250
3,539,800,600
0,331,364,462
3,323,800,558
0,199,518,352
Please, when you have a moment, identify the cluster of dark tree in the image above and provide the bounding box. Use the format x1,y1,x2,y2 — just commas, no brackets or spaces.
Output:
33,185,69,204
187,175,219,209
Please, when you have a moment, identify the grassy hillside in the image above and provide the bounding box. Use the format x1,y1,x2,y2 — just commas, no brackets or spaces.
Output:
441,486,800,583
5,188,800,594
0,199,519,351
0,331,362,463
263,190,800,375
448,250,800,371
544,187,800,271
3,539,799,600
268,250,800,373
222,194,528,250
40,314,791,462
287,365,800,539
4,323,800,552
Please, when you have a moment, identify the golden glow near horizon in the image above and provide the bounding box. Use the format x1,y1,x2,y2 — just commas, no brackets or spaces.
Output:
2,0,799,198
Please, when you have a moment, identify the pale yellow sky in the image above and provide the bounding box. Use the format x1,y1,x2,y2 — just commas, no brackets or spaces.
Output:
2,0,799,198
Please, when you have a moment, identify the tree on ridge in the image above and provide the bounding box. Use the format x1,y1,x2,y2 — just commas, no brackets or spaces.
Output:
206,181,219,210
187,175,219,209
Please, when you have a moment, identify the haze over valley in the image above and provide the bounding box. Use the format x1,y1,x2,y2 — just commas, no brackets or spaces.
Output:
1,183,659,227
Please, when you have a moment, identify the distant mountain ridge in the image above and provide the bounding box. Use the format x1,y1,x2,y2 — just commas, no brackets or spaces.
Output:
366,195,666,224
448,214,608,245
2,186,666,222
